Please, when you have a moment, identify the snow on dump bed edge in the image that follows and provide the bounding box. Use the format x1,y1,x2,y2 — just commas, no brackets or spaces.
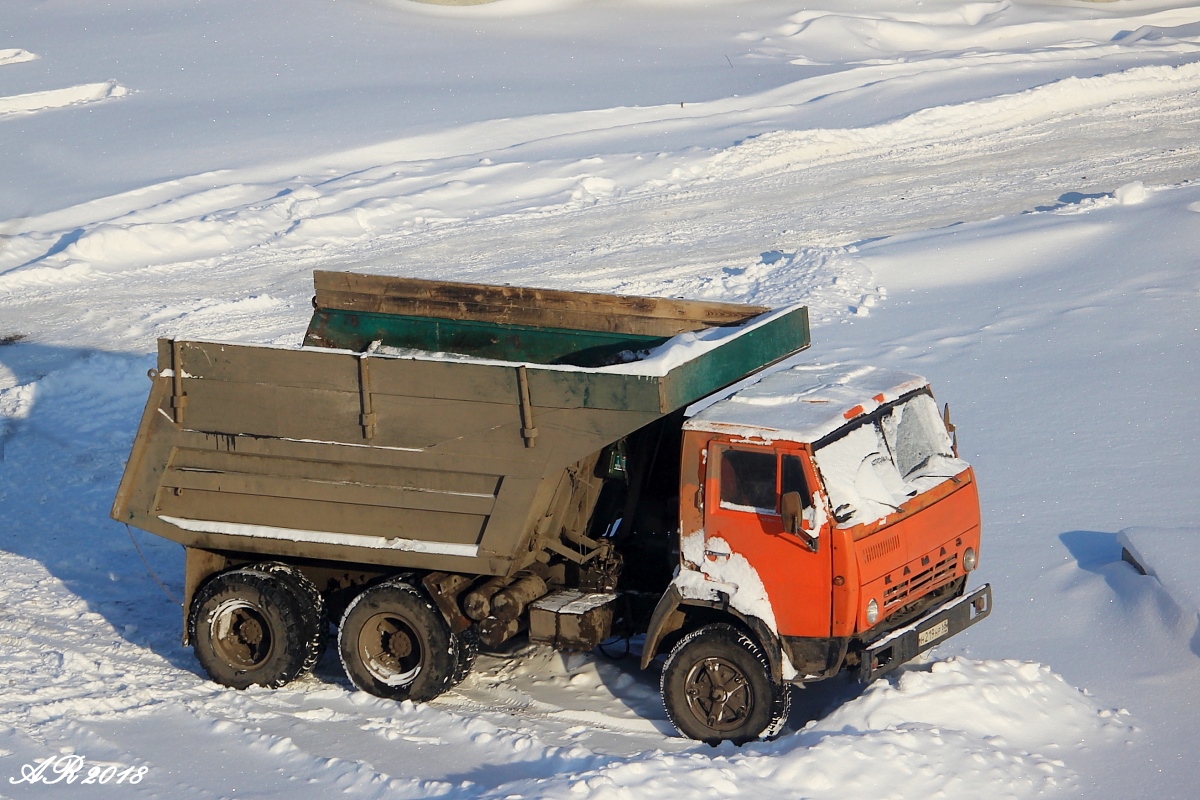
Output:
594,305,802,377
1116,527,1200,619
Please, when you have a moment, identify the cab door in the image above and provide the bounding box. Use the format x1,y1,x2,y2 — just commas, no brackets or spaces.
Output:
703,441,833,638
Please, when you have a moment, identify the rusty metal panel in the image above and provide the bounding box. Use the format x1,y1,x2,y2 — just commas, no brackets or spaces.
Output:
175,339,357,392
161,463,498,516
174,428,537,478
167,448,502,498
180,379,361,443
311,271,768,338
156,488,488,545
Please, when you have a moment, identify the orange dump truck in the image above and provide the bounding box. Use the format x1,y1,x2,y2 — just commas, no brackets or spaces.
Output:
113,272,990,744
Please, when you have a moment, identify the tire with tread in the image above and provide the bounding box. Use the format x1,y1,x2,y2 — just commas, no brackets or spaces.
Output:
450,627,480,687
251,562,327,673
189,568,312,689
660,623,790,744
338,580,457,702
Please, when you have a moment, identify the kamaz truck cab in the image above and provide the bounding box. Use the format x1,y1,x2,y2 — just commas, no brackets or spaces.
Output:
641,364,990,742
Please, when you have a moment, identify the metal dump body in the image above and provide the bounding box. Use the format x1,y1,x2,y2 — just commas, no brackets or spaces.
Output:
113,273,809,577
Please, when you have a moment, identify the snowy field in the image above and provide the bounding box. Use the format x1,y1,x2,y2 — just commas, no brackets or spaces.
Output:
2,0,1199,797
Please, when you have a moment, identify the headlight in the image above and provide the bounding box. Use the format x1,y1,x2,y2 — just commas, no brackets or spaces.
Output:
866,598,879,625
963,547,978,572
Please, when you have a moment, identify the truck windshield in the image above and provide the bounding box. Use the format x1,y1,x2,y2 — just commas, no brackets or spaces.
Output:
813,393,966,528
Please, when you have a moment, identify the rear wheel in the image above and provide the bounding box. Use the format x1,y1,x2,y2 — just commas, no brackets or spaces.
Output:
251,562,327,673
338,580,457,701
189,568,312,689
660,623,790,744
450,627,480,686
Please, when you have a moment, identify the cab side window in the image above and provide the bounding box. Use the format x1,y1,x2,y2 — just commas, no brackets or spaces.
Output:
719,449,777,513
781,454,812,509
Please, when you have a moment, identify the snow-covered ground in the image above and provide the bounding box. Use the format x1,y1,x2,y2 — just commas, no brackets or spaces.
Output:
2,0,1199,797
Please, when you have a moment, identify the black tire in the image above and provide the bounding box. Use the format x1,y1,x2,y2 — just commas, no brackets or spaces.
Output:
337,580,457,702
450,627,480,687
251,562,327,673
189,568,312,689
660,623,791,745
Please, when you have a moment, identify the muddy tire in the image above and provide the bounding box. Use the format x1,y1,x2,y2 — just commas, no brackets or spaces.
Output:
450,627,480,687
189,568,313,689
660,623,791,744
251,562,327,673
338,580,457,701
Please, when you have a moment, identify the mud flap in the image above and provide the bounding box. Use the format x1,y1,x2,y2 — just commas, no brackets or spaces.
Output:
640,584,685,670
858,583,992,683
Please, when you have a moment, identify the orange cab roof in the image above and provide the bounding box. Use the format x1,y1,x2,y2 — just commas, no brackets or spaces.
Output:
683,363,928,444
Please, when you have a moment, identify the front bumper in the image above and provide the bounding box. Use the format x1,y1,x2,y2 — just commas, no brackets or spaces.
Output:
857,583,992,683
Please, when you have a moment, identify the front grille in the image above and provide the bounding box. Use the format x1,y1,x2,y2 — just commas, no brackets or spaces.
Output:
883,552,958,609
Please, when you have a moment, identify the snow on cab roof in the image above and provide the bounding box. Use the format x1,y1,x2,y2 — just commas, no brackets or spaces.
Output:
684,363,929,444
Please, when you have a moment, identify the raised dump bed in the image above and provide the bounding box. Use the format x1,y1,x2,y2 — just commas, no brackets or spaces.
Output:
113,272,810,581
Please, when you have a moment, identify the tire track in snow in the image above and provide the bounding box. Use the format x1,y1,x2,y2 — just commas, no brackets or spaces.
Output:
3,58,1198,354
343,61,1200,309
13,60,1196,304
743,3,1200,66
0,58,1196,282
0,58,1195,362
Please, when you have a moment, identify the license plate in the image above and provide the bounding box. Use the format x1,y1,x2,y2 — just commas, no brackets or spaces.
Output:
918,619,949,647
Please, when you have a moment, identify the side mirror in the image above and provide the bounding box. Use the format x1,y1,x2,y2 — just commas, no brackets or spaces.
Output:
782,491,802,534
943,402,958,458
782,492,818,553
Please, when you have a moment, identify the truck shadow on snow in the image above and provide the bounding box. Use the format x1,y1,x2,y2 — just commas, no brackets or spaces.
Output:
0,339,204,676
1059,530,1200,660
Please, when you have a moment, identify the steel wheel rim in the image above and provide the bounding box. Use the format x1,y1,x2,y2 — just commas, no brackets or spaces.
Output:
359,612,422,687
682,656,753,732
210,599,274,669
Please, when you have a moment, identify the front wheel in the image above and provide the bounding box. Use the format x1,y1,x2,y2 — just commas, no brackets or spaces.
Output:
660,623,790,744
